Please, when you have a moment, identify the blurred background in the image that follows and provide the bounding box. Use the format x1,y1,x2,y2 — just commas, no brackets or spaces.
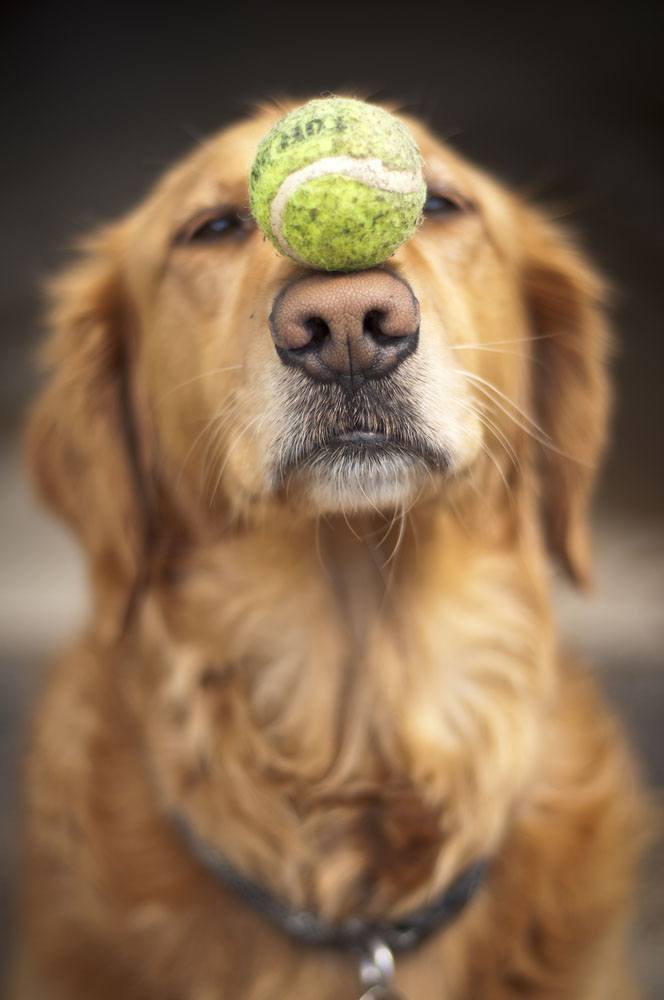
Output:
2,0,663,993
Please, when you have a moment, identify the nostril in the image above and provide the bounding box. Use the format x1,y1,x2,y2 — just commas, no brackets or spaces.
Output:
363,309,387,341
303,316,330,348
284,316,330,355
363,308,414,345
365,308,407,347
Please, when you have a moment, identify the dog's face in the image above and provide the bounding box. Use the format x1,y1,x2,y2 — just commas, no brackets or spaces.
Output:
122,109,527,516
29,101,610,630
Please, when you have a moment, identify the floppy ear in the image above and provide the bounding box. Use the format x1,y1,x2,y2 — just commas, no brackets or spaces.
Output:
520,208,611,588
26,226,150,642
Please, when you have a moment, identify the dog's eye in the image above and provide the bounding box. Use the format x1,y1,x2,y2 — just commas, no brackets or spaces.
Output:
187,213,244,242
423,193,463,218
176,209,253,245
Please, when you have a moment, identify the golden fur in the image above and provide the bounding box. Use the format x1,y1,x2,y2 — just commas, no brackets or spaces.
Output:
11,102,644,998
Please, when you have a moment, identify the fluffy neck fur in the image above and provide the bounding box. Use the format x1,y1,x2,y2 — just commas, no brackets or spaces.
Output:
120,496,556,921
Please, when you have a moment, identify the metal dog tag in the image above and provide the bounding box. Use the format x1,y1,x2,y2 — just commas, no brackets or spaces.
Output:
357,938,407,1000
358,987,407,1000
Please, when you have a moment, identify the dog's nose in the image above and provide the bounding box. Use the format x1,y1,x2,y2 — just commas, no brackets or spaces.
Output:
269,271,420,389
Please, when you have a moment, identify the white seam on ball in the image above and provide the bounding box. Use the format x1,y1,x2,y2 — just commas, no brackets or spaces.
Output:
269,155,422,264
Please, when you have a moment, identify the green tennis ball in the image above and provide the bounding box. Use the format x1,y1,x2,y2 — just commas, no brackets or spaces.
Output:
249,97,426,272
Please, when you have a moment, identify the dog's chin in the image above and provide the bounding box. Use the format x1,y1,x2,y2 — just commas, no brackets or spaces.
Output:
283,433,442,514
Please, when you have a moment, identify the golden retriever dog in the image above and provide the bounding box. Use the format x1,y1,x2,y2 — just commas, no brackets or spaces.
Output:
11,99,644,999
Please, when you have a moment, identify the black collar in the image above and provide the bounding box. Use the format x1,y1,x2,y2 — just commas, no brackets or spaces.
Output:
173,813,488,955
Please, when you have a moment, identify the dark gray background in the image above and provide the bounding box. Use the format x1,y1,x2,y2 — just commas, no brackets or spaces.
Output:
2,1,662,993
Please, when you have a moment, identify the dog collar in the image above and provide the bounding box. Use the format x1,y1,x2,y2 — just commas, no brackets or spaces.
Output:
173,812,488,995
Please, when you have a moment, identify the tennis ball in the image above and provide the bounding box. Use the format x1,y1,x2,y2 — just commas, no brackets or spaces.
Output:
249,97,426,272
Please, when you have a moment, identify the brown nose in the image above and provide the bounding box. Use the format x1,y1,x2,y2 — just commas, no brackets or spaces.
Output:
269,270,420,390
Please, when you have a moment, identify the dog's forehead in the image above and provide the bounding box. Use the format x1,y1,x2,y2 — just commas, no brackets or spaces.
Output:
208,110,281,177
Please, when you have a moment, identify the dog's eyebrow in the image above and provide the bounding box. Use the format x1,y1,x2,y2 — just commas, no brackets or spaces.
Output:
167,171,249,228
421,154,464,189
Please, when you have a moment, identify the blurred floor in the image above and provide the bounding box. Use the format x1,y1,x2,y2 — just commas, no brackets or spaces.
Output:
1,437,662,993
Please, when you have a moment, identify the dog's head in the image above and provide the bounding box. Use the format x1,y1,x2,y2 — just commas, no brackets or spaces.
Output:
27,101,610,634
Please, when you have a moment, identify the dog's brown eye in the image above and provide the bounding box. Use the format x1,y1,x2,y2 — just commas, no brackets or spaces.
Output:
175,208,254,246
187,213,243,242
423,193,463,218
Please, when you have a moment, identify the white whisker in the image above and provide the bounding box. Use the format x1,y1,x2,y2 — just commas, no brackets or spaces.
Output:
385,506,407,568
156,365,242,405
451,331,564,349
451,344,532,361
209,410,265,506
458,398,520,471
457,368,589,465
175,394,239,492
455,399,515,502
